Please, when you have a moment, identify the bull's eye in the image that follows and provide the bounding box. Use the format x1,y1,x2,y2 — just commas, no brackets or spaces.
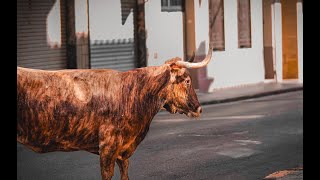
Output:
185,79,190,85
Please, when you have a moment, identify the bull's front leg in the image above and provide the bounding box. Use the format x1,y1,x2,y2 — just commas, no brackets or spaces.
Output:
99,126,119,180
99,151,117,180
116,159,129,180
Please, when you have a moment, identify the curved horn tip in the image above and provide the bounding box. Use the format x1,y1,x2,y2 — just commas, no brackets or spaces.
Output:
175,43,213,69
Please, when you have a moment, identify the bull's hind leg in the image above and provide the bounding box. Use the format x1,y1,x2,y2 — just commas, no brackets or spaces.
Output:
116,159,129,180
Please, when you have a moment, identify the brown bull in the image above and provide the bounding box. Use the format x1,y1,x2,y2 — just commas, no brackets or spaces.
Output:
17,45,213,180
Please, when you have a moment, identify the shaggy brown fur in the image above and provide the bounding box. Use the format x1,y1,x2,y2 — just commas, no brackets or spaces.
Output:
17,58,201,180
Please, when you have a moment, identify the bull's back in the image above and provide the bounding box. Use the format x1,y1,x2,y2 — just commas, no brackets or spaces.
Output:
17,67,117,153
18,67,76,151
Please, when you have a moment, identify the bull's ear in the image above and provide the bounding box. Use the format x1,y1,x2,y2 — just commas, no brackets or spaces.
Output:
169,63,185,78
170,63,181,71
165,57,182,71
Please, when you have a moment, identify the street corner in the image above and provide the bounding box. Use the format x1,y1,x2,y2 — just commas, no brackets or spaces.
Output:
263,167,303,180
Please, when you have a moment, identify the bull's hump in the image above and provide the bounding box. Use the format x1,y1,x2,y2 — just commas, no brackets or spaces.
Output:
73,76,92,103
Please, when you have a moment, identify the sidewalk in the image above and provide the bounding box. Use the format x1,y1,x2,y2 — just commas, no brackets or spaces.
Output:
196,81,303,105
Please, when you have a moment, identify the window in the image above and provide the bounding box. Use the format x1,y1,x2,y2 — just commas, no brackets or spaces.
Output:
238,0,252,48
161,0,184,12
209,0,225,51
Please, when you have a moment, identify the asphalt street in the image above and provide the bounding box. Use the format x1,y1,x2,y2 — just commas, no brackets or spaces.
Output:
17,91,303,180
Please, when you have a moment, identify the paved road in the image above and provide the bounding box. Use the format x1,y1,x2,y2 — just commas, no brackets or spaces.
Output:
17,91,303,180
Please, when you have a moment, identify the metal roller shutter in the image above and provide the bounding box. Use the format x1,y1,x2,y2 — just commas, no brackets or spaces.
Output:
90,39,135,71
89,0,136,72
17,0,67,70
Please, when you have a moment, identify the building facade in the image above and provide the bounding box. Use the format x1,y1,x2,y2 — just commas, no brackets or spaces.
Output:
17,0,303,92
144,0,303,91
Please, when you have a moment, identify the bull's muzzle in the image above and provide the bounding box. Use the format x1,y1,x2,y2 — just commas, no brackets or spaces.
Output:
197,106,202,114
187,106,202,118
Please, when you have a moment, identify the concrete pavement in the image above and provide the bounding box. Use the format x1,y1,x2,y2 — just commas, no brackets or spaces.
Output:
196,80,303,180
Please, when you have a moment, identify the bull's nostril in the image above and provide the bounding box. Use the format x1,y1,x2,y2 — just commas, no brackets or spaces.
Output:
197,107,202,114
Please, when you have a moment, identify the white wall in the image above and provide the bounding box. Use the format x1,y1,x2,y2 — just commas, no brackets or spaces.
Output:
46,0,61,47
201,0,265,91
194,0,210,54
75,0,88,34
88,0,134,41
273,1,283,82
297,1,303,82
146,0,265,90
145,1,184,66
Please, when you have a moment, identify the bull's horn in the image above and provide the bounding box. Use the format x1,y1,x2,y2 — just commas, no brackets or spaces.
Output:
176,44,213,69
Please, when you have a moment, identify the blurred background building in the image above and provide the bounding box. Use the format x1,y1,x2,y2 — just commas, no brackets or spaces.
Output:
17,0,303,92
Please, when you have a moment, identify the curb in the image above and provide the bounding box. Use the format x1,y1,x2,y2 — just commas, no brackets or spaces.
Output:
200,87,303,106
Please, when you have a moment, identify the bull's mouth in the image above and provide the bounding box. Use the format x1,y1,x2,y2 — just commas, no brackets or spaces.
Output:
186,111,200,118
163,104,200,118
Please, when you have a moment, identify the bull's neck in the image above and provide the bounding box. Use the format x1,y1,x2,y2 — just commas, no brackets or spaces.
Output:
127,66,170,126
134,88,164,123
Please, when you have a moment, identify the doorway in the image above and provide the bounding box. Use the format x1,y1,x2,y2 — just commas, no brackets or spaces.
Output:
281,0,298,79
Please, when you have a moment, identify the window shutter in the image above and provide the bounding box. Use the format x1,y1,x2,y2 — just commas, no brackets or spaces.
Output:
238,0,252,48
209,0,225,51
